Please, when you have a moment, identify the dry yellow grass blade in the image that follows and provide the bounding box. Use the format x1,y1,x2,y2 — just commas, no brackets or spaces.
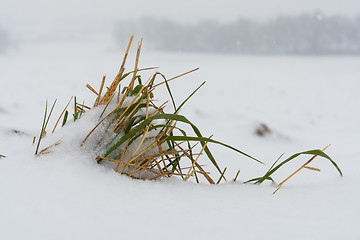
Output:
170,140,215,184
76,103,91,110
128,157,155,177
128,124,151,161
82,75,153,145
95,75,106,107
100,35,134,105
115,140,131,172
152,67,200,89
38,141,61,155
86,84,99,96
128,38,143,93
114,97,146,132
124,92,151,162
216,167,228,184
113,72,158,131
96,156,160,175
184,136,211,181
154,160,165,175
195,162,215,184
304,166,321,171
233,169,241,182
121,135,163,175
157,143,169,174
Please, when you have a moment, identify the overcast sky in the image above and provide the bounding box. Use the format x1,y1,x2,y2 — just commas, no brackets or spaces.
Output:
2,0,360,22
1,0,360,41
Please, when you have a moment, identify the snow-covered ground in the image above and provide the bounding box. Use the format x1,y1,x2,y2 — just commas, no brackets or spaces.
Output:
1,39,359,239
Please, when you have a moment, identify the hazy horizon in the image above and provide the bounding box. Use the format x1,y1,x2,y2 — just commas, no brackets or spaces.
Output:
2,0,360,24
1,0,360,54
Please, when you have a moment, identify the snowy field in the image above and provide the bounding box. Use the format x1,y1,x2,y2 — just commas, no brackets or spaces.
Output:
0,40,359,239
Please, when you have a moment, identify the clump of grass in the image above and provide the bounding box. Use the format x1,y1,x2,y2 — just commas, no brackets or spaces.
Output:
35,36,342,188
35,36,260,183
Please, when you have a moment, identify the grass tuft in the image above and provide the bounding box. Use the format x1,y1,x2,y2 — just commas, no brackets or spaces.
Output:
34,36,342,188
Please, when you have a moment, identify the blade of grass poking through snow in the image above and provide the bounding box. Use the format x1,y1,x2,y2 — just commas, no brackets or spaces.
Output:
175,81,205,114
73,97,78,121
77,101,87,119
95,75,106,107
273,145,336,192
98,92,116,119
35,101,48,155
62,110,68,127
244,153,284,184
45,100,57,130
216,167,228,184
35,100,57,155
0,155,5,159
233,169,241,182
253,148,342,185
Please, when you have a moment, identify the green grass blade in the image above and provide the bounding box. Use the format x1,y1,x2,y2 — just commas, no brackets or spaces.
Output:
45,100,57,130
36,103,49,153
98,92,117,119
156,72,177,111
255,149,342,184
175,81,205,114
35,101,48,155
244,176,275,184
249,153,284,184
166,135,262,164
131,84,143,96
114,101,147,115
62,110,69,127
35,99,57,155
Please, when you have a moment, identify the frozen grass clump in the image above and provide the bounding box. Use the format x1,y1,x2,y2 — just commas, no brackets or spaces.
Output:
34,36,342,189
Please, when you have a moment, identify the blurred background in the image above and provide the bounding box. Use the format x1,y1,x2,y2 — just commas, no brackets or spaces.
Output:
1,0,360,54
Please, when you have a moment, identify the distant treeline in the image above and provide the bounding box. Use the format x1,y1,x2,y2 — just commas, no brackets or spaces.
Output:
115,13,360,54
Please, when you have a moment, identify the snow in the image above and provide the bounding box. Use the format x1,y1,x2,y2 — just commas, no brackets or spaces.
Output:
1,40,359,239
